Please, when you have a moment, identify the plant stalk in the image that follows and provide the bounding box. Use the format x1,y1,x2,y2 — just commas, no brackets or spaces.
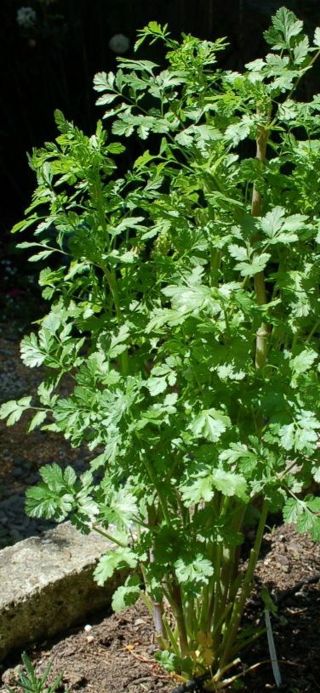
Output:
217,500,269,675
251,120,270,370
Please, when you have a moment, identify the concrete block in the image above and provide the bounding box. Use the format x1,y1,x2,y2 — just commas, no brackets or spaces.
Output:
0,522,120,662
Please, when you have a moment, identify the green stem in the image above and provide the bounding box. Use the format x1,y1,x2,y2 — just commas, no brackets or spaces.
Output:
142,457,172,526
217,500,268,674
92,523,128,548
169,582,189,657
306,319,320,342
104,266,129,375
209,542,222,631
251,120,270,370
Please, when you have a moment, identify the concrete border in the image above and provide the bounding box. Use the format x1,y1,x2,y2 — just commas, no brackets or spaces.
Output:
0,522,121,662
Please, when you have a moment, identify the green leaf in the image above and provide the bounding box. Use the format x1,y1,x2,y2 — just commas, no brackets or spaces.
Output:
116,58,159,75
25,485,58,519
146,376,168,396
260,207,308,244
162,282,218,317
20,333,46,368
283,497,320,541
190,409,231,442
155,650,179,674
107,142,126,154
174,554,214,586
0,397,32,426
228,244,248,262
180,474,214,506
28,410,47,432
111,575,141,612
279,411,320,454
235,253,271,277
175,129,194,147
94,547,137,586
40,463,65,491
264,8,303,50
314,27,320,48
293,36,309,65
290,349,317,376
224,117,252,146
93,71,115,92
228,244,271,276
211,469,248,501
109,324,130,358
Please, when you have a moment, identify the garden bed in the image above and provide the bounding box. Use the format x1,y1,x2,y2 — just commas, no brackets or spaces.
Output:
1,523,320,692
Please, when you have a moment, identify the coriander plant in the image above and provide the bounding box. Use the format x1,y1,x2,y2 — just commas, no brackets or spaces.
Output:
2,7,320,688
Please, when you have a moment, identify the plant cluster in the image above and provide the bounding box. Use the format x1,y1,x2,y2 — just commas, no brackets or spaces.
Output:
5,652,66,693
2,7,320,688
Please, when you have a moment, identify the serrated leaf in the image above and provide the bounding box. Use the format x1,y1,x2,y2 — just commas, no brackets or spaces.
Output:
146,376,167,396
279,423,295,451
28,410,47,432
0,397,32,426
264,8,303,50
29,250,54,262
174,554,213,586
94,547,137,586
93,71,115,92
162,282,217,317
224,118,252,146
64,466,77,487
293,36,309,65
175,130,193,147
190,409,231,443
260,207,308,244
25,485,58,519
261,207,286,237
111,575,141,612
109,324,130,358
228,244,248,262
290,349,317,376
95,93,118,106
20,333,46,368
211,469,248,501
40,463,65,491
283,497,320,541
235,253,271,277
180,474,214,506
107,142,126,154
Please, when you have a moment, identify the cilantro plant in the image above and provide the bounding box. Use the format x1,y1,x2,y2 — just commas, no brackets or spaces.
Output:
2,7,320,688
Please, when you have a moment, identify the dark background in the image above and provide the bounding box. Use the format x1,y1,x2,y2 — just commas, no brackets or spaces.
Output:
0,0,319,318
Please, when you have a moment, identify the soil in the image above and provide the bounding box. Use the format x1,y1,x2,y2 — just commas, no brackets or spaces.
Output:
1,326,320,692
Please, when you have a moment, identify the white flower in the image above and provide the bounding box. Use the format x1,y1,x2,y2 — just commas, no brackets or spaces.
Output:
17,6,37,29
108,33,130,54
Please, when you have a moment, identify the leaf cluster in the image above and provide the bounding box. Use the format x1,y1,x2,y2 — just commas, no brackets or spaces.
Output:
2,6,320,684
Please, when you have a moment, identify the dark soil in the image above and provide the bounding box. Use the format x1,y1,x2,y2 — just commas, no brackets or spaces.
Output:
1,327,320,692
